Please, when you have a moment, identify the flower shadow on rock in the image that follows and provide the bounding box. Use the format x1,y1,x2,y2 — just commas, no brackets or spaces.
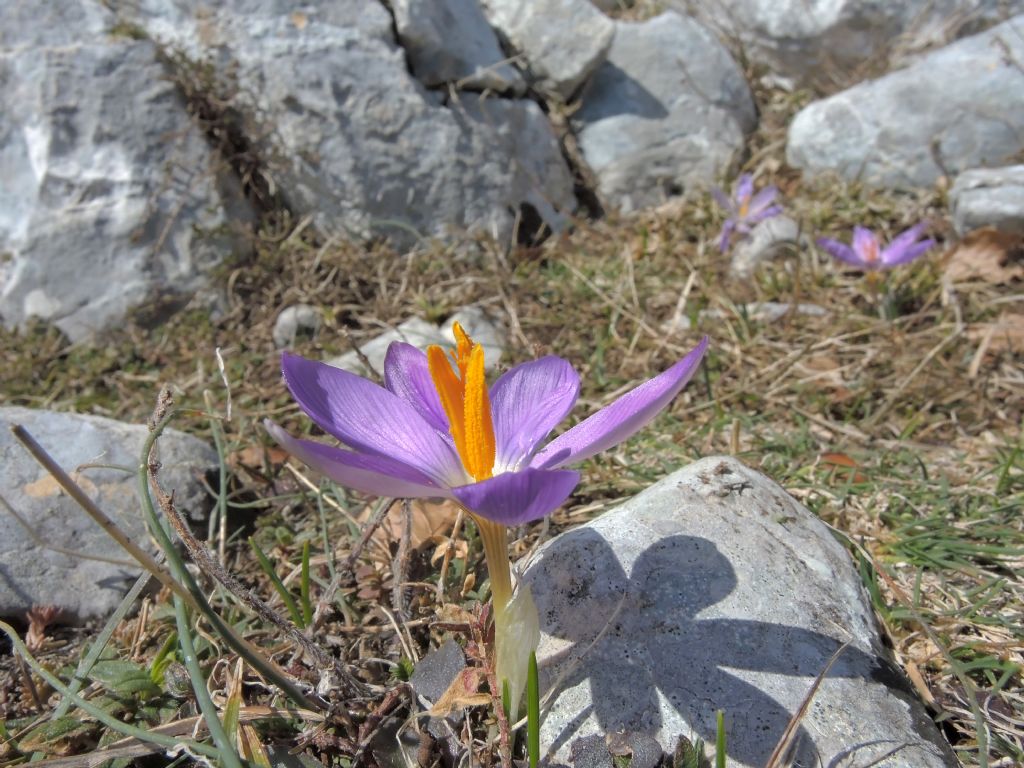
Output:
527,530,905,767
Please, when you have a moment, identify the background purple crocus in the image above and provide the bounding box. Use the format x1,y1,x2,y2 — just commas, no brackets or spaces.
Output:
817,223,934,271
713,173,783,252
266,336,709,527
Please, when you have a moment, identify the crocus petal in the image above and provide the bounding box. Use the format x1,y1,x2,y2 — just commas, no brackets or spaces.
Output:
746,186,779,216
452,467,580,526
489,356,580,471
735,173,754,204
718,219,736,252
265,420,448,498
711,187,733,212
746,203,783,227
281,352,465,486
881,223,932,266
817,237,863,267
532,337,709,470
882,238,935,267
852,226,879,263
383,342,449,433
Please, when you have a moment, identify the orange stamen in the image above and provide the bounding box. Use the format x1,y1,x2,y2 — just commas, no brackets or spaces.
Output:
427,323,496,482
428,345,465,452
462,344,495,480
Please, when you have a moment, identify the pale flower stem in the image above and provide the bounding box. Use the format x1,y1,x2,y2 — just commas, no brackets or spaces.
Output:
472,513,513,619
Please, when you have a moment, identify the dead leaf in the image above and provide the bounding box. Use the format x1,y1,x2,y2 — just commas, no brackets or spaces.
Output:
435,603,476,626
362,499,462,554
819,452,868,483
795,355,855,403
290,11,307,29
966,311,1024,353
427,667,490,718
228,445,289,471
430,537,468,567
944,228,1024,285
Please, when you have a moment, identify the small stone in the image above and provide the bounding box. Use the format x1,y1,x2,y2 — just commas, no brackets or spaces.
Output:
391,0,524,93
729,215,801,278
662,300,827,334
325,309,505,377
410,638,467,703
951,165,1024,235
480,0,614,99
273,304,321,349
522,456,958,767
0,407,217,621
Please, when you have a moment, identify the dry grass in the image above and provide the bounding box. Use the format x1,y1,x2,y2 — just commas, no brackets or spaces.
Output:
1,72,1022,768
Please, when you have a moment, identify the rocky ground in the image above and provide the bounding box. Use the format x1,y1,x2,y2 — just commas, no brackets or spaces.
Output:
1,1,1022,767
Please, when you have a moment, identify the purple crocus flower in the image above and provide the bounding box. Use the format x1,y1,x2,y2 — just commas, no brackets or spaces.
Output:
266,326,708,527
713,173,783,252
268,325,707,716
817,223,934,271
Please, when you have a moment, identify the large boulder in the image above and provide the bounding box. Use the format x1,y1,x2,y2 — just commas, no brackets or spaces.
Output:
681,0,1024,87
479,0,614,100
522,457,956,767
0,407,217,622
573,12,755,212
391,0,525,93
787,15,1024,189
0,0,253,342
117,0,576,247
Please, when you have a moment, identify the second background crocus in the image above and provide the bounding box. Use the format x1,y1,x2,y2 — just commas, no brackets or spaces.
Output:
713,172,783,252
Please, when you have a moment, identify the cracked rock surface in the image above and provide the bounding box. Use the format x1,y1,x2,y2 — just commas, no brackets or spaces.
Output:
787,15,1024,189
0,0,252,341
118,0,575,249
681,0,1024,87
573,12,755,212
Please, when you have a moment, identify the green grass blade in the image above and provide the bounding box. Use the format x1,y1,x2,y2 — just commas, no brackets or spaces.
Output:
715,710,726,768
51,571,151,719
138,410,318,710
174,598,244,768
527,651,540,768
301,540,313,628
249,536,305,628
502,677,511,725
149,629,179,685
0,620,221,760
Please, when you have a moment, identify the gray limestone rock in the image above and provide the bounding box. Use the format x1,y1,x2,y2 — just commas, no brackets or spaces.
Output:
0,407,217,621
273,304,321,349
730,215,801,278
480,0,614,100
0,0,253,342
951,165,1024,235
326,307,505,377
521,457,956,767
391,0,524,93
787,15,1024,189
573,13,756,212
681,0,1024,87
117,0,575,248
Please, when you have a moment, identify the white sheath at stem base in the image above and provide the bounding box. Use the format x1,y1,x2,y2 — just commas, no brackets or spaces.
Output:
472,513,541,721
